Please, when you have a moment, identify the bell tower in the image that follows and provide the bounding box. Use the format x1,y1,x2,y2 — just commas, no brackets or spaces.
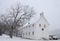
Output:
40,12,44,17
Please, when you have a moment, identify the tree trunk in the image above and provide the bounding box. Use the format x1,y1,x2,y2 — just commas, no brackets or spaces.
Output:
9,26,13,38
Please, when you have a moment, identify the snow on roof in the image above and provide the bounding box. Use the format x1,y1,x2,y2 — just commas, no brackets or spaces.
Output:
22,13,39,27
23,12,49,28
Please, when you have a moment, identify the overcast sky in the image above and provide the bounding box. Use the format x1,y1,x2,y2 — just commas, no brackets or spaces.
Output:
0,0,60,32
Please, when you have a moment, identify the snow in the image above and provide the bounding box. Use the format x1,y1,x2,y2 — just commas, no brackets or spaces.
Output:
0,34,27,41
0,34,37,41
0,34,60,41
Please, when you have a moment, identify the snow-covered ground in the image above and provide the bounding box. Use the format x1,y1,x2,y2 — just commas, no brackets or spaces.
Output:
0,34,29,41
0,34,60,41
0,34,40,41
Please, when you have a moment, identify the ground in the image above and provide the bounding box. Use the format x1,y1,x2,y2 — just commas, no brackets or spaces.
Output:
0,34,28,41
0,34,60,41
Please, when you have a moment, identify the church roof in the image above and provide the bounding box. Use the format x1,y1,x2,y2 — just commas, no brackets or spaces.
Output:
23,12,49,27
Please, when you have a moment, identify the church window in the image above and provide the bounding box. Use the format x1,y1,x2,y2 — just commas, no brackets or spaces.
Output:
26,26,27,28
32,32,34,35
26,32,27,35
44,25,46,28
42,28,44,31
39,24,41,27
29,32,30,35
23,33,24,36
32,24,34,27
29,25,30,28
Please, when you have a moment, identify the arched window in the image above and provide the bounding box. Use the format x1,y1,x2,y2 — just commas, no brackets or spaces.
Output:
42,28,44,31
32,24,34,27
32,32,34,35
23,33,25,36
44,25,46,28
29,32,30,35
39,24,41,27
29,25,30,28
26,26,27,28
26,32,27,35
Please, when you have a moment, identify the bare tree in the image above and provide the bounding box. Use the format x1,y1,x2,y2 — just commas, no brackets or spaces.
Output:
0,15,8,35
0,15,10,35
0,3,35,38
0,22,3,35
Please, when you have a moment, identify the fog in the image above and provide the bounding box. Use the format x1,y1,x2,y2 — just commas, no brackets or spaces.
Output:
0,0,60,32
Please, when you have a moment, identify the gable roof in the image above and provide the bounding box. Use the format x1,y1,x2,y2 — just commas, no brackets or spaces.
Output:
23,12,49,27
42,16,49,25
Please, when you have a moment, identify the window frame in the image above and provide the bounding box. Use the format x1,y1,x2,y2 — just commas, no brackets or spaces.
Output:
39,24,41,27
32,24,34,27
23,33,25,36
44,25,46,28
42,28,44,31
29,32,30,35
29,25,30,28
32,31,34,35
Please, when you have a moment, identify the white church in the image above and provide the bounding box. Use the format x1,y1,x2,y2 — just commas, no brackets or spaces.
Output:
18,12,49,40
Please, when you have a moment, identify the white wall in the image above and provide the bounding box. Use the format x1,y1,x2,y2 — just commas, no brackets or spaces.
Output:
21,14,49,40
22,24,35,39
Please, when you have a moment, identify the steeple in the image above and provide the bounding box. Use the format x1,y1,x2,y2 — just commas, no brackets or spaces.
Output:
40,12,44,17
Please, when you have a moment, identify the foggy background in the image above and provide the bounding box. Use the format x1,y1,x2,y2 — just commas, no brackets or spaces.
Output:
0,0,60,36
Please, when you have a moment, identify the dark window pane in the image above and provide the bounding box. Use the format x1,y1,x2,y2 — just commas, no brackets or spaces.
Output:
26,26,27,28
44,25,46,28
29,32,30,35
39,24,41,27
42,28,44,31
32,32,34,35
29,25,30,28
23,33,24,36
32,24,34,27
26,33,27,35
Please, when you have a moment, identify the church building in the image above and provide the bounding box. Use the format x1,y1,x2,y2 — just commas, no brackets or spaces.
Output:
19,12,49,40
